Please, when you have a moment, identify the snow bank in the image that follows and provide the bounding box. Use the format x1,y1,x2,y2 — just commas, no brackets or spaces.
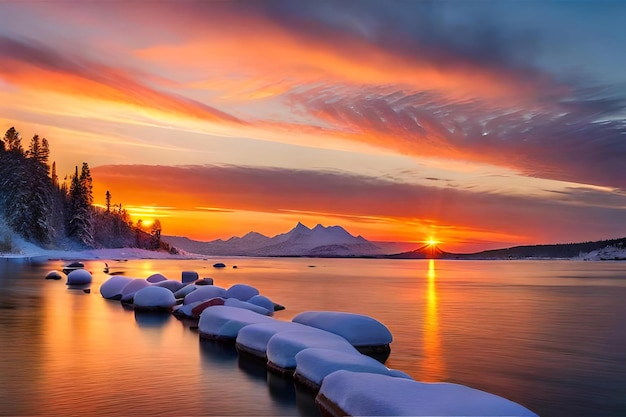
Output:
198,305,274,340
294,348,411,391
266,330,356,372
100,276,134,299
317,370,538,417
133,286,177,310
578,245,626,261
66,269,92,285
292,311,393,346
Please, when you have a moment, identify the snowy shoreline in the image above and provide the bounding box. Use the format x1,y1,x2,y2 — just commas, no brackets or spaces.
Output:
3,246,626,262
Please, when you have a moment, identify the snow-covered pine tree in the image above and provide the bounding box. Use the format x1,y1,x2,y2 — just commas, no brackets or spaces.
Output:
67,164,95,247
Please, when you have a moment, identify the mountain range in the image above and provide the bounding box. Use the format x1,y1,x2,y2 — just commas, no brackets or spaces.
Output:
163,222,382,257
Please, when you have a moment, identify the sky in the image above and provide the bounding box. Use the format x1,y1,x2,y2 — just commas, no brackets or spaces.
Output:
1,0,625,252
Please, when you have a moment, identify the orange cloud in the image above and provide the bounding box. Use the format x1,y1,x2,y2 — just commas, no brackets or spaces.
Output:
91,164,626,251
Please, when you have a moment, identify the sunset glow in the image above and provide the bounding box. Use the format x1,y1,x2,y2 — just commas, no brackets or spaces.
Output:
2,1,625,252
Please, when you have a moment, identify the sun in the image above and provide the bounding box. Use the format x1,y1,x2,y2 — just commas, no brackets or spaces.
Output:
426,237,439,247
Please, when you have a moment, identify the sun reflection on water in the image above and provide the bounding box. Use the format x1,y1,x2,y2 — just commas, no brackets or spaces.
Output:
422,259,447,381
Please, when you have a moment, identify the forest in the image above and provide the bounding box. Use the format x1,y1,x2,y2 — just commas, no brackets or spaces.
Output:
0,126,176,253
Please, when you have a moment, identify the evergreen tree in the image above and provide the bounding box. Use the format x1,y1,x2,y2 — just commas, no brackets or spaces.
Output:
150,219,162,250
0,133,54,244
51,162,59,188
3,127,23,154
80,162,93,205
67,164,94,247
105,190,112,213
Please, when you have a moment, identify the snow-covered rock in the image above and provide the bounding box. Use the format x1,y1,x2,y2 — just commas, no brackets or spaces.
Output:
146,273,167,283
294,348,411,392
292,311,393,346
247,294,275,312
191,297,225,318
100,276,134,299
317,370,538,417
173,283,197,299
181,271,198,283
236,321,326,360
172,300,203,318
198,305,274,340
133,286,177,310
153,279,185,292
266,330,356,374
183,285,227,304
224,298,271,316
120,279,151,302
66,269,92,285
45,270,62,280
225,283,259,301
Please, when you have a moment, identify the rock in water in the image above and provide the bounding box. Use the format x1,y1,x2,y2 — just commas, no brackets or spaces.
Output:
133,286,177,311
45,270,62,280
66,269,92,285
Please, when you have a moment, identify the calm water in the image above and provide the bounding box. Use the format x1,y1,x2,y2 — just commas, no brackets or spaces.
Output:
1,257,625,417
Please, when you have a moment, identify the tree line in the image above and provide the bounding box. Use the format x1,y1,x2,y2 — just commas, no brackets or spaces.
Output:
0,126,175,252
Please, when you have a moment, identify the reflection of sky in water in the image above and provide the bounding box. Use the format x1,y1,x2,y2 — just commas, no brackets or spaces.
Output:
2,258,626,417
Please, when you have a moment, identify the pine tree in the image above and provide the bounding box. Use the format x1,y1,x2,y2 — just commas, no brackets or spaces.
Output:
51,162,59,188
3,127,23,154
105,190,112,213
67,164,94,247
150,219,162,250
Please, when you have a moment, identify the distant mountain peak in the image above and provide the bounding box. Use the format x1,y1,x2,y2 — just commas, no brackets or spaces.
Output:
162,222,381,257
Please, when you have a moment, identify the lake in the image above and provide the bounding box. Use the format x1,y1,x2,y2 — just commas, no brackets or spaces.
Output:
1,257,625,416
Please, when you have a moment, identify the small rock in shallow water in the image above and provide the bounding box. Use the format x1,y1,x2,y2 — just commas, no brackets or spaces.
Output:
45,270,62,280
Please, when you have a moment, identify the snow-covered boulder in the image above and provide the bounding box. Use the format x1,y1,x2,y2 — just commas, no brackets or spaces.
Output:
247,294,275,312
153,279,185,292
225,284,259,301
292,311,393,362
173,284,197,299
236,321,319,360
294,348,412,393
184,285,227,305
120,279,151,302
195,277,214,285
133,286,176,311
100,276,134,300
316,371,538,417
191,297,226,318
45,270,62,280
224,298,271,316
66,269,92,285
146,273,168,283
173,301,203,318
266,330,356,376
198,305,274,340
181,271,198,283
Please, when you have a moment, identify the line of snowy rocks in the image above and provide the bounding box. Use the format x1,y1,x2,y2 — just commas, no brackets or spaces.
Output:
51,266,538,417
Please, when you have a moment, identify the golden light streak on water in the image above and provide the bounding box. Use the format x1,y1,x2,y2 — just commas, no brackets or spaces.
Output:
422,259,447,381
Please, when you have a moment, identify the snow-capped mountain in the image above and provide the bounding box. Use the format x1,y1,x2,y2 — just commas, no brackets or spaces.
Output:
163,222,382,257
